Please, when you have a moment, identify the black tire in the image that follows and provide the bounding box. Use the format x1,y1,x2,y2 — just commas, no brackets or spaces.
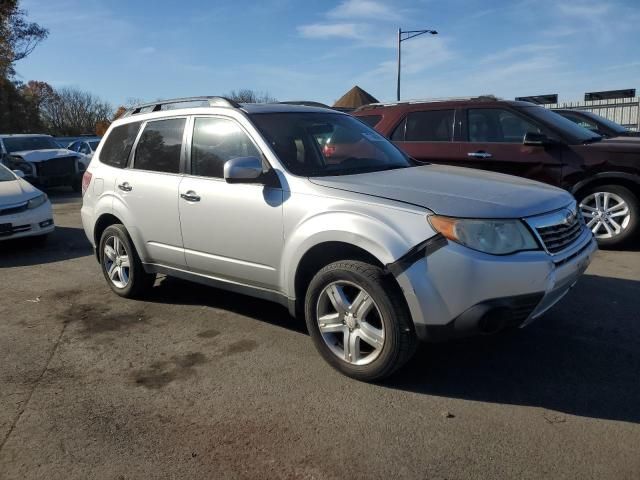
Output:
99,224,155,298
578,184,639,248
304,260,417,382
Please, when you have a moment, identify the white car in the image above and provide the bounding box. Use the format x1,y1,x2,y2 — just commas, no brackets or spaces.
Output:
0,134,85,192
0,164,54,241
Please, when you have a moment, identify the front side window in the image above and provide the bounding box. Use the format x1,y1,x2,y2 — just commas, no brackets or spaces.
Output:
191,117,261,178
251,112,412,176
100,122,142,168
357,115,382,128
402,110,455,142
134,118,185,174
468,108,542,143
79,143,91,154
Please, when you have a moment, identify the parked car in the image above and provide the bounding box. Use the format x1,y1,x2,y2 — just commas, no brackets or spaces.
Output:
68,138,101,161
0,134,87,192
354,97,640,246
81,96,596,381
0,163,54,241
552,109,640,139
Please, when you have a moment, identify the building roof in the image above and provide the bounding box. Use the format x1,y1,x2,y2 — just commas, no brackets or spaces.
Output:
333,86,379,109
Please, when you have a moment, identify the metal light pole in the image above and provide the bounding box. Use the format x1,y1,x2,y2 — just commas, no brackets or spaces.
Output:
397,28,438,101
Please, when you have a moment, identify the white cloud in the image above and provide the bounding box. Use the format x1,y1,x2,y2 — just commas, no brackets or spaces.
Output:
479,44,559,65
137,46,157,55
327,0,402,21
297,23,363,39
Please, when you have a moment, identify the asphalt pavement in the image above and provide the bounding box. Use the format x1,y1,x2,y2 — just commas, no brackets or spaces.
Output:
1,191,639,479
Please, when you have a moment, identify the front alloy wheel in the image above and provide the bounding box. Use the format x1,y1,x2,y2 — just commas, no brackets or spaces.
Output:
579,191,630,239
316,281,385,366
578,184,638,247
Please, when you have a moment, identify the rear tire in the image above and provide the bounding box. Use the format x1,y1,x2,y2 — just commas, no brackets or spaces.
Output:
99,224,155,298
304,260,417,381
578,184,639,247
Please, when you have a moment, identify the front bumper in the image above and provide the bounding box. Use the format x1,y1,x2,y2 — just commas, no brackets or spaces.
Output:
0,201,55,241
395,229,597,342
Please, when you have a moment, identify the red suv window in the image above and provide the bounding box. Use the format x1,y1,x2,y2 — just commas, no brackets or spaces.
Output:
391,110,455,142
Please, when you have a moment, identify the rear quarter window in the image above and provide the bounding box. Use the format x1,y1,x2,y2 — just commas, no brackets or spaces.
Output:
99,122,142,168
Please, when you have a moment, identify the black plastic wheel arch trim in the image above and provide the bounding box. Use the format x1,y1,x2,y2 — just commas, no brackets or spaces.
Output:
385,233,448,277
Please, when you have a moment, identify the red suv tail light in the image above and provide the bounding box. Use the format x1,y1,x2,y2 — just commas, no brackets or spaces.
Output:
81,171,92,196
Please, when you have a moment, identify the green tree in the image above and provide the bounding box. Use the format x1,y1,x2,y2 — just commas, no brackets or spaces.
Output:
0,0,48,77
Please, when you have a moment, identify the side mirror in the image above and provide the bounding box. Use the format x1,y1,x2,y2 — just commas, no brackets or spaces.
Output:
224,156,264,184
13,169,25,178
523,132,552,146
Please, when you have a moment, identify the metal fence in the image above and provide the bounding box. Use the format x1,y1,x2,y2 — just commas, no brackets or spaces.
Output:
545,97,640,131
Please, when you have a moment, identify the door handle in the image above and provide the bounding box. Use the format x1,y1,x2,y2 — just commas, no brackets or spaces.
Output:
467,151,493,159
180,191,201,202
118,182,133,192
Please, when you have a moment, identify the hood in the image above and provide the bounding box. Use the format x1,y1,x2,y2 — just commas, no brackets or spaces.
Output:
309,164,574,218
0,177,41,206
10,148,80,163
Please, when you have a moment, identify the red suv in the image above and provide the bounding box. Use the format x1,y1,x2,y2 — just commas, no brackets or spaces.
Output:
354,97,640,246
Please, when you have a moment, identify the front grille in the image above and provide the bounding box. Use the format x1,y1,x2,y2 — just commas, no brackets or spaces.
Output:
0,202,28,217
0,224,31,237
36,156,76,177
528,207,585,254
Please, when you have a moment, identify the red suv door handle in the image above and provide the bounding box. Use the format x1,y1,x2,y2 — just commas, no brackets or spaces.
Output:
467,151,493,159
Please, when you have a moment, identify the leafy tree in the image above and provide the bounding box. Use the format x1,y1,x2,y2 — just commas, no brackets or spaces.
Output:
0,0,48,77
38,87,113,136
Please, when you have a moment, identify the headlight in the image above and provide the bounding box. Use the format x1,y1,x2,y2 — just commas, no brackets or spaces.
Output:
27,194,48,209
428,215,539,255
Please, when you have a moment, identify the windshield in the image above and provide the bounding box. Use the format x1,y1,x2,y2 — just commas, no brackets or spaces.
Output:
579,111,629,134
3,136,61,153
0,164,17,182
518,106,602,143
250,112,412,176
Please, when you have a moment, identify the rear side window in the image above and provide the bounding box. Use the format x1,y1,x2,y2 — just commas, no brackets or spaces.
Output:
191,117,261,178
357,115,382,128
392,110,454,142
468,108,542,143
99,122,142,168
133,118,186,174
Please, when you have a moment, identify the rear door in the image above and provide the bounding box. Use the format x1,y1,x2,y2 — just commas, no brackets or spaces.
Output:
459,107,563,185
178,115,283,289
113,117,187,268
390,108,462,164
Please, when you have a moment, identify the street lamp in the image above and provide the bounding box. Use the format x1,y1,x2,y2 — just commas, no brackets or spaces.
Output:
397,28,438,101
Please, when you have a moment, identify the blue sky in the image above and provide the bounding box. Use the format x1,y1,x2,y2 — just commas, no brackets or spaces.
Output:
15,0,640,108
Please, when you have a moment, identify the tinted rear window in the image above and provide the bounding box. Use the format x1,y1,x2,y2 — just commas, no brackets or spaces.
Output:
357,115,382,128
392,110,455,141
100,122,142,168
133,118,185,174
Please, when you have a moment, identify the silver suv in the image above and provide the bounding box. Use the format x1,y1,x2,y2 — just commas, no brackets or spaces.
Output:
81,97,597,381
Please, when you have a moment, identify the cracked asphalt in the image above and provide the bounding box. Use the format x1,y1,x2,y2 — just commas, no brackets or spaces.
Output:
1,192,639,479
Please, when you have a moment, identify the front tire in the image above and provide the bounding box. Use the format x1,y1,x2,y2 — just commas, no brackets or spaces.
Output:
578,184,639,247
99,224,155,298
304,260,417,381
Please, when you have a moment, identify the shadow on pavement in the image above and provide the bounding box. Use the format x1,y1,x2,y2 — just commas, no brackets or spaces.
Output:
0,226,92,267
385,274,640,424
147,276,306,334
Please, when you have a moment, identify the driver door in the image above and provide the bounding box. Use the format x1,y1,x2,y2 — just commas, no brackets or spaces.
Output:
461,107,563,186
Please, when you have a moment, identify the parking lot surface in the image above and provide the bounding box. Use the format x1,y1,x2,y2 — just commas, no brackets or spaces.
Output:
1,192,639,480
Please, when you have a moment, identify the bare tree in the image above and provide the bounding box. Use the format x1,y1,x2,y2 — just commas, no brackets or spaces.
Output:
39,87,113,136
224,89,277,104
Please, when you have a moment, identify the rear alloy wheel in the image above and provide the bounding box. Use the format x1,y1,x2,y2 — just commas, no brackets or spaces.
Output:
99,224,155,297
305,260,417,381
579,185,638,247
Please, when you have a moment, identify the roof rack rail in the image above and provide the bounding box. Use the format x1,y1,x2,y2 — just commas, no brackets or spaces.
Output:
356,95,501,111
122,96,241,117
